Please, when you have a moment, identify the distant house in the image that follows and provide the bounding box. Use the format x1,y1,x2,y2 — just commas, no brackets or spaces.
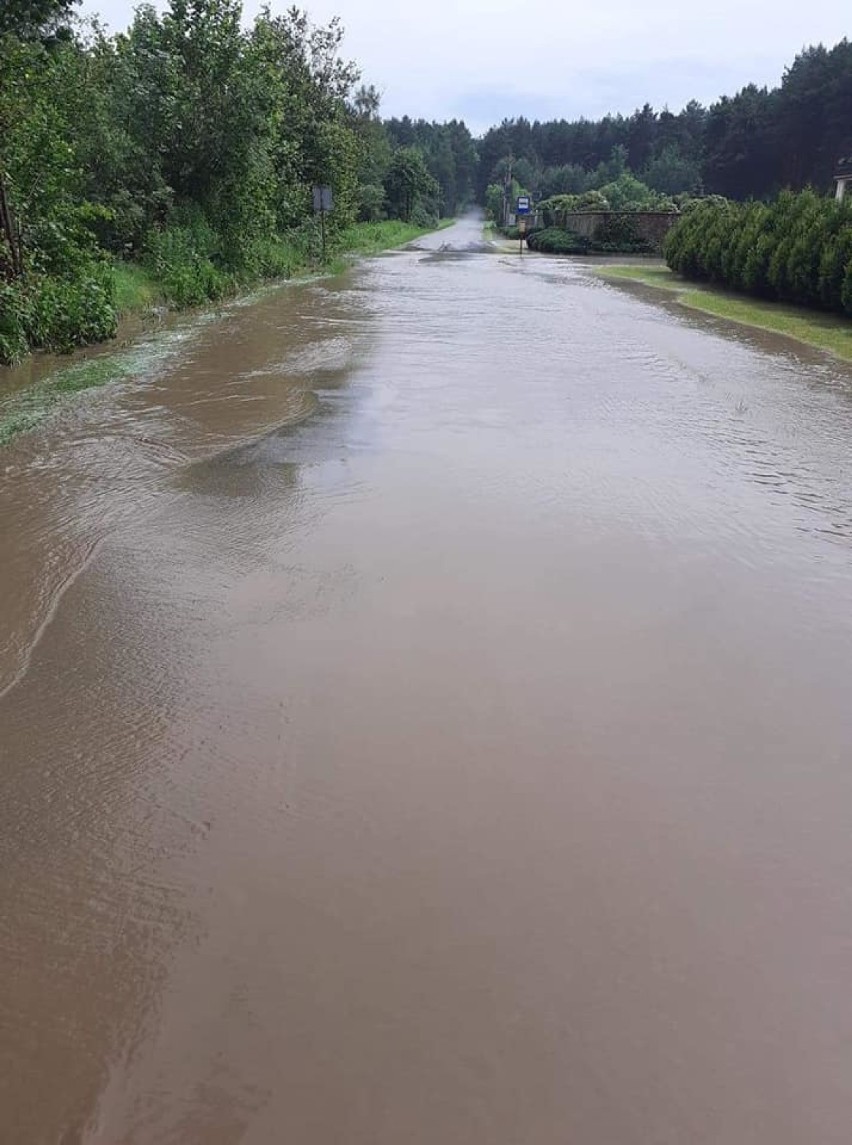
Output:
834,156,852,201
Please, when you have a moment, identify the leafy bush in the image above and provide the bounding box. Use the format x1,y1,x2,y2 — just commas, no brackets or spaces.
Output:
0,267,117,363
540,190,611,221
502,224,541,240
527,218,656,256
143,220,230,307
597,174,676,212
357,183,386,222
527,228,591,254
0,282,31,364
26,268,118,352
591,214,654,253
410,203,438,229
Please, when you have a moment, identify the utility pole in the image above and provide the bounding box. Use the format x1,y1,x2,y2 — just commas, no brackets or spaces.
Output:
503,154,514,228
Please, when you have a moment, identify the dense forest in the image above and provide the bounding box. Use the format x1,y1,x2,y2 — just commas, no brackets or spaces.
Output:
477,40,852,202
3,0,852,365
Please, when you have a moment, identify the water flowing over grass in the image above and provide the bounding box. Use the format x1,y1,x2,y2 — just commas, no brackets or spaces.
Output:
0,220,453,446
0,323,210,446
596,264,852,361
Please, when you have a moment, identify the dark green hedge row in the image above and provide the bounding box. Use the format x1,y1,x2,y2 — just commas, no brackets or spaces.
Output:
527,227,589,254
664,190,852,314
526,217,655,256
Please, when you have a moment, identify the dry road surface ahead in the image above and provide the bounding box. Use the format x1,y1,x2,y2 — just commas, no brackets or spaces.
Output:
2,216,852,1144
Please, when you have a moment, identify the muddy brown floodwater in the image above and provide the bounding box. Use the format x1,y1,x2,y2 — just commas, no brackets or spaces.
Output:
2,216,852,1144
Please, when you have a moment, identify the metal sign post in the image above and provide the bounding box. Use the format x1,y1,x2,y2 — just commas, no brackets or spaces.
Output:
516,196,531,256
312,185,333,261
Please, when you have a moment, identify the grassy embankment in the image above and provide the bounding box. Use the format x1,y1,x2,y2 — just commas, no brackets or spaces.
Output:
0,219,448,446
109,220,450,316
596,264,852,361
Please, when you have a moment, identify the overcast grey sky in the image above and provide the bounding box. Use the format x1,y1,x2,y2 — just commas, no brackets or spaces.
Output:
81,0,850,133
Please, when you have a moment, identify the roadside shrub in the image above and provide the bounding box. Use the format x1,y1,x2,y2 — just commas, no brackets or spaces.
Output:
527,227,591,254
26,268,117,352
591,214,654,253
0,267,117,362
244,237,296,280
143,218,230,307
665,189,852,316
357,183,386,222
842,259,852,314
0,282,31,364
503,225,542,241
818,228,852,311
410,203,438,230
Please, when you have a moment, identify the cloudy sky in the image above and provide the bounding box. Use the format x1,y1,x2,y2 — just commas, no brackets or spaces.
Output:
82,0,849,133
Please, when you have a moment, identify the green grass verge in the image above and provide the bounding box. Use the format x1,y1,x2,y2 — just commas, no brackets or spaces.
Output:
335,218,453,258
596,264,852,360
0,219,452,446
111,262,162,315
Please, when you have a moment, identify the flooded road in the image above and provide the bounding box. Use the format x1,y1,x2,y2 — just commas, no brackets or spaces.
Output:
2,216,852,1144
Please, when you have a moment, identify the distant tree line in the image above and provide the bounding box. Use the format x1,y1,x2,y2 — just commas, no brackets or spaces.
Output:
477,39,852,203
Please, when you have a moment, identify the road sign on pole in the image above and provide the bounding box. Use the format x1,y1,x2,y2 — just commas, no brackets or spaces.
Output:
312,185,333,261
313,185,333,213
516,195,531,215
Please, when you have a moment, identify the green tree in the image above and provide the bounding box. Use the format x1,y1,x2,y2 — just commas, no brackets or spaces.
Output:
642,145,701,195
0,0,79,38
384,147,438,222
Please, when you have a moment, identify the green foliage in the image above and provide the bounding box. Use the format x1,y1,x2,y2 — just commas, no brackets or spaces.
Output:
410,202,438,229
526,228,591,255
0,0,482,365
665,189,852,315
596,174,676,212
111,262,160,314
0,0,78,38
384,117,477,217
642,144,701,195
540,177,675,226
0,266,117,360
0,282,30,363
143,221,230,308
527,216,656,256
591,215,654,253
357,183,386,222
484,184,503,222
540,190,610,216
384,147,439,222
476,39,852,204
26,267,117,351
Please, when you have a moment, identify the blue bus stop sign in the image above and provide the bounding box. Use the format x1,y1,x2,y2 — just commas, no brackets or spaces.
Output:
516,196,531,215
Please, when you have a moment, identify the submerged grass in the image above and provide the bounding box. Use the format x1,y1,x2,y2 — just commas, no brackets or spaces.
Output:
596,264,852,360
0,219,453,446
0,330,194,446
